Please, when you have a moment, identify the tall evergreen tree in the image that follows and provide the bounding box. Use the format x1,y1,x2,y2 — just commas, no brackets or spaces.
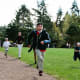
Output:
0,26,6,46
62,12,71,33
15,5,33,30
33,0,54,40
56,7,63,27
6,21,18,41
71,0,79,16
6,5,33,45
34,0,53,31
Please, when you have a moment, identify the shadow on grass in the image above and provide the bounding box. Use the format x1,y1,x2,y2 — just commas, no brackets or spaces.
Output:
71,66,80,69
23,63,36,68
29,63,35,66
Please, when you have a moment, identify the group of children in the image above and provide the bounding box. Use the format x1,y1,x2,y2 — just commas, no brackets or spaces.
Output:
2,23,80,76
2,23,51,76
3,32,24,59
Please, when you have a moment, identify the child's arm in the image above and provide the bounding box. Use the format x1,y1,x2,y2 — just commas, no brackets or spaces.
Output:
74,47,79,52
44,32,51,44
9,42,11,46
75,50,79,52
3,42,5,48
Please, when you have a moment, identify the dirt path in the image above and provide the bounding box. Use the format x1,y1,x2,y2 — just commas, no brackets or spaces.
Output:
0,52,56,80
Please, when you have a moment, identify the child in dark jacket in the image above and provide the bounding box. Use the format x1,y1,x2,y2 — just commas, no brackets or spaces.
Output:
28,23,51,76
74,42,80,61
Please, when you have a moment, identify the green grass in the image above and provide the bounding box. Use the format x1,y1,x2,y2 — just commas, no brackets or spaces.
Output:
0,47,80,80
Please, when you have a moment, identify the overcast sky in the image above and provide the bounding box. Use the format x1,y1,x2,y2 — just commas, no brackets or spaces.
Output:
0,0,80,26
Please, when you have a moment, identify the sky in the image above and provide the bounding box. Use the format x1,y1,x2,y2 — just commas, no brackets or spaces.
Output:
0,0,80,26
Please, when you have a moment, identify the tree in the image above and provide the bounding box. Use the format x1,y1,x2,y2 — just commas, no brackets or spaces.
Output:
33,0,54,41
6,22,18,41
15,5,33,30
63,0,80,46
71,0,79,16
56,8,63,32
66,23,80,44
6,5,33,46
62,12,71,34
0,26,7,46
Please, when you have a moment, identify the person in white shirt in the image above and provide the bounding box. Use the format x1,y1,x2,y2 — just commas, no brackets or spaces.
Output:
15,32,24,59
3,38,10,58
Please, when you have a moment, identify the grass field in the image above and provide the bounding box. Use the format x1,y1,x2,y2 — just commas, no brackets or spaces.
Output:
0,47,80,80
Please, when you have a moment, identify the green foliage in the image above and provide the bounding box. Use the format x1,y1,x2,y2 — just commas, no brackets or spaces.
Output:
66,24,80,36
15,5,33,29
1,0,80,48
6,4,33,45
0,26,7,40
54,0,80,47
66,23,80,44
6,23,18,41
71,0,79,16
62,12,71,33
33,0,53,30
56,8,63,28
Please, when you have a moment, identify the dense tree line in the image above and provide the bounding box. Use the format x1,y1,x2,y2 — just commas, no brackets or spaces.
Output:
0,0,80,47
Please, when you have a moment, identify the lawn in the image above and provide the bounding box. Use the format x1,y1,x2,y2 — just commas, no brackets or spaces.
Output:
0,47,80,80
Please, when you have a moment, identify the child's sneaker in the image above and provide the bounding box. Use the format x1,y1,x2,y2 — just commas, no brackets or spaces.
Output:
39,71,43,76
4,53,7,58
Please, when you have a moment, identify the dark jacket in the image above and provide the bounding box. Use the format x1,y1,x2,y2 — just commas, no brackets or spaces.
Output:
16,36,24,44
28,30,51,51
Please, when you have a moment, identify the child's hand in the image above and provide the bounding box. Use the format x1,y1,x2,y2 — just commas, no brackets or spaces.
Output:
40,41,44,45
28,45,31,48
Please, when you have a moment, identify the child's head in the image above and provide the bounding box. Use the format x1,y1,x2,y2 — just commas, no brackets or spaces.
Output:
18,32,22,36
76,42,80,47
36,23,43,31
5,38,8,41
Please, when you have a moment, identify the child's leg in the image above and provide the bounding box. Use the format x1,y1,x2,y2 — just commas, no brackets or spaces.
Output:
39,52,44,71
5,50,8,58
35,49,44,76
33,49,37,64
78,53,80,61
18,44,23,58
73,53,77,61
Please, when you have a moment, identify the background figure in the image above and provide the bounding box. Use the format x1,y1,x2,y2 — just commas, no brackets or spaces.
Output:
0,40,1,47
73,42,80,61
68,43,71,48
66,42,71,48
3,38,10,58
16,32,24,59
66,42,69,48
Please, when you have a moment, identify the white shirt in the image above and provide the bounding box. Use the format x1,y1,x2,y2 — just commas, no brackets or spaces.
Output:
3,41,10,50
